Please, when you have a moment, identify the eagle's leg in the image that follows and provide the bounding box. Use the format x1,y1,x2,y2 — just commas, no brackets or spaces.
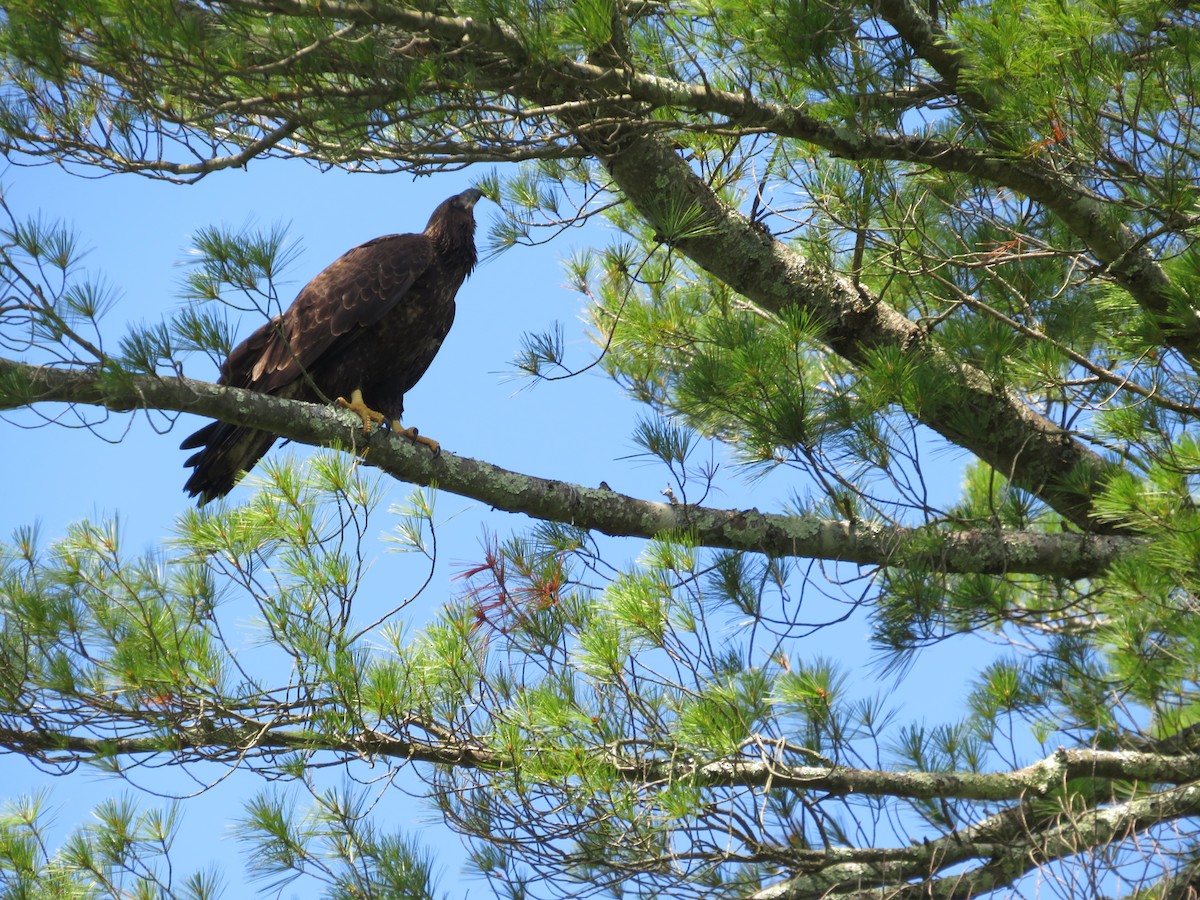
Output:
391,421,441,456
337,389,386,434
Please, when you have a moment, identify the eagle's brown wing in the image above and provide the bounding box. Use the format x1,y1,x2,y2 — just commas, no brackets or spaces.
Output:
228,233,435,393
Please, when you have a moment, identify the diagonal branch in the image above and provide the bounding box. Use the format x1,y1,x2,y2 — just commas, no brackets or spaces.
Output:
211,2,1142,529
565,126,1121,531
755,777,1200,900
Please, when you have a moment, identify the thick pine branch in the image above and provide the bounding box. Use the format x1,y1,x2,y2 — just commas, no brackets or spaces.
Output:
173,1,1131,528
568,127,1119,531
0,356,1141,577
756,781,1200,900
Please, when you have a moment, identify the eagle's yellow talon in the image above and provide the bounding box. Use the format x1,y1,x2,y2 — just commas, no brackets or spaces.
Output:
393,421,441,455
338,389,386,434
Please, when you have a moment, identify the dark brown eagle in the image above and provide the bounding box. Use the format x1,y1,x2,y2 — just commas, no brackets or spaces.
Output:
181,187,484,504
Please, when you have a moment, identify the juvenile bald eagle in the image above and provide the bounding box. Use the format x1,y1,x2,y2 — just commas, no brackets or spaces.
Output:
181,187,484,504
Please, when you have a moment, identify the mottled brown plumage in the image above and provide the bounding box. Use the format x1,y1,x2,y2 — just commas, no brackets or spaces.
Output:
181,187,483,504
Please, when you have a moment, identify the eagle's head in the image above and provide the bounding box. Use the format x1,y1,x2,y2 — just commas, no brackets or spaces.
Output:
426,187,485,234
425,187,486,271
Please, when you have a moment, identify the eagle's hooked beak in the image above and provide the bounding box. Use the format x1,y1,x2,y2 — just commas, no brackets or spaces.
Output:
458,187,485,209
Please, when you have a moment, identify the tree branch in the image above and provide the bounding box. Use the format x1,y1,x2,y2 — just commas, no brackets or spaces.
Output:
754,775,1200,899
0,357,1143,576
9,701,1200,900
6,709,1198,802
559,124,1120,531
639,744,1200,800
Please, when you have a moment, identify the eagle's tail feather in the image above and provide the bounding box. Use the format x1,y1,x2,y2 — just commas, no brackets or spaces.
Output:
181,421,278,505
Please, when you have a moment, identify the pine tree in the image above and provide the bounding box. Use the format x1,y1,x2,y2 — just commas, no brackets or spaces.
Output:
3,0,1200,896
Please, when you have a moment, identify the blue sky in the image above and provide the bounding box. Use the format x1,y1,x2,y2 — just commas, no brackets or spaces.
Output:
0,158,982,896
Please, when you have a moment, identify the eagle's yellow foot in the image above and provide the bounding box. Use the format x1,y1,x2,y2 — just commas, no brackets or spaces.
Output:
392,421,441,455
337,389,386,434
